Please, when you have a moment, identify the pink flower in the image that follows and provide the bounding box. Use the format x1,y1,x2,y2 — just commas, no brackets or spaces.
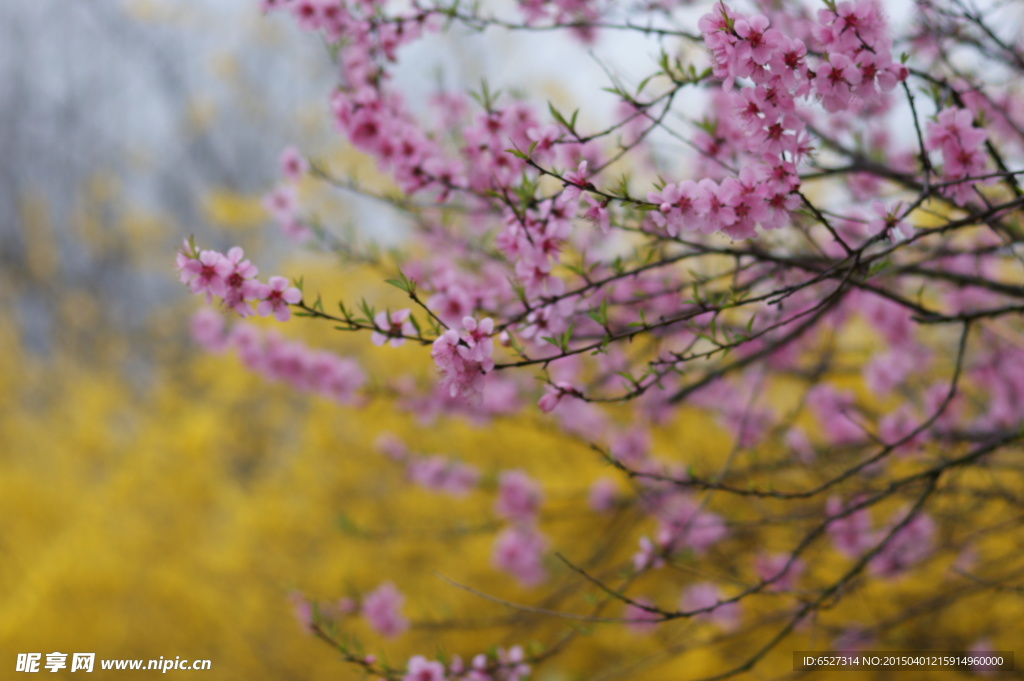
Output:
581,194,610,233
754,553,803,591
279,146,308,181
256,276,302,322
430,318,496,402
538,381,579,413
372,309,414,347
610,429,649,466
179,249,231,303
654,495,728,555
407,456,479,496
220,247,262,316
623,599,660,635
288,591,314,634
376,433,408,461
497,646,530,681
863,348,916,396
458,317,495,370
404,656,446,681
495,470,542,522
492,525,548,586
190,308,227,353
807,384,864,445
925,108,990,203
279,217,313,244
867,201,911,242
785,428,814,463
815,53,861,112
562,160,592,201
262,185,297,222
826,497,876,558
632,536,663,572
680,583,741,631
734,15,781,65
869,509,935,577
362,582,409,638
588,479,618,512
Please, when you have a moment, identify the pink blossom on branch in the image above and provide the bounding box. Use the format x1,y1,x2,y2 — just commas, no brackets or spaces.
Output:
494,470,542,522
255,276,303,322
431,317,496,402
176,0,1024,676
278,145,308,181
361,582,409,638
492,525,548,586
371,308,415,347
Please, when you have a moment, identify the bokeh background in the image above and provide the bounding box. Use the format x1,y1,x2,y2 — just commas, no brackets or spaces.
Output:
0,2,642,678
0,2,350,678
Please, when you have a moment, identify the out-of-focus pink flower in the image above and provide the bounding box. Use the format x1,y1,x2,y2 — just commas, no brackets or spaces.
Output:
361,582,409,638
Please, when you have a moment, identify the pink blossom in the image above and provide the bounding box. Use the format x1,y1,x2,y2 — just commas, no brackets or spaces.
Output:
361,582,409,638
459,316,495,370
280,217,313,244
807,384,864,445
623,599,660,635
878,405,928,454
430,317,497,402
654,494,729,555
288,591,314,634
926,108,990,204
588,478,618,512
632,536,663,572
492,525,548,586
371,309,414,347
826,496,876,558
220,247,262,316
466,654,491,681
279,146,308,181
863,348,917,396
262,185,297,222
179,249,231,303
256,276,302,322
869,508,935,577
754,553,803,591
562,160,592,201
609,428,649,466
404,656,445,681
680,583,741,631
581,194,610,233
376,433,408,461
537,381,580,414
867,201,912,242
190,308,227,353
497,645,530,681
203,321,366,404
495,470,542,522
407,455,479,496
785,428,814,463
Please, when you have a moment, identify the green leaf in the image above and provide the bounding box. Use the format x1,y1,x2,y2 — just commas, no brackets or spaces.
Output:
384,268,416,294
548,101,570,130
358,298,376,325
867,258,891,277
